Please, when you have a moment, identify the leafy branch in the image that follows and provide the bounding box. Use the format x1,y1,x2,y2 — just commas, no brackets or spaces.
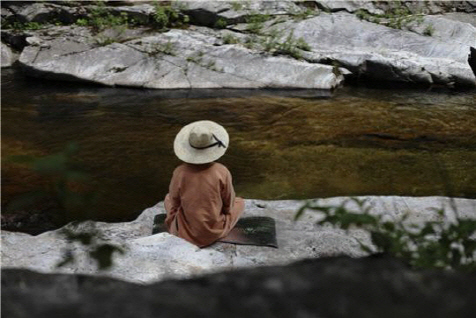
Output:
296,198,476,272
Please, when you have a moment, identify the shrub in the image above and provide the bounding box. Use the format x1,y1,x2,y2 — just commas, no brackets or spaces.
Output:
4,21,45,30
85,1,129,32
296,37,311,51
73,1,129,35
355,3,424,31
152,2,189,30
223,33,240,44
291,7,319,21
273,30,310,59
423,24,435,36
214,18,228,29
147,40,176,56
246,14,271,34
296,198,476,272
231,2,243,11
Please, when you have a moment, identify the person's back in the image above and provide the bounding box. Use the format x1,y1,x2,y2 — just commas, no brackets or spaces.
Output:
164,121,244,247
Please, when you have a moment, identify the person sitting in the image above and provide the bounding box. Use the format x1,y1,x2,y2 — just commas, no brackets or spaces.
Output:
164,120,245,247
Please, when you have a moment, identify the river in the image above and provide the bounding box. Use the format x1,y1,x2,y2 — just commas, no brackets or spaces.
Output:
2,68,476,229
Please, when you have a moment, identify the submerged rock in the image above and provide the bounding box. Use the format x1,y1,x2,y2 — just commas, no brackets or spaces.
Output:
2,196,475,284
3,255,476,318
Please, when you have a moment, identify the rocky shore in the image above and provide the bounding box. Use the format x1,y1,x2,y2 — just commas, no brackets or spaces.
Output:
2,195,476,317
2,1,476,89
2,196,475,284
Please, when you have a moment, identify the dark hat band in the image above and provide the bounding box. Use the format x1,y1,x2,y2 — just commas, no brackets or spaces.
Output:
190,134,227,150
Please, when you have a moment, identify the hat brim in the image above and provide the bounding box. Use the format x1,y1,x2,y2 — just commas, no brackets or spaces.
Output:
174,120,229,164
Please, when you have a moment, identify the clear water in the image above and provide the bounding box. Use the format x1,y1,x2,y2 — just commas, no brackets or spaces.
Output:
2,69,476,223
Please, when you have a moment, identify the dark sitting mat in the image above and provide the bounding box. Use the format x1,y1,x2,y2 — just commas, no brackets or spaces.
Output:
152,214,278,248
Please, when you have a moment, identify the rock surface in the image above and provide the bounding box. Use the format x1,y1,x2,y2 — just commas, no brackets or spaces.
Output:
2,1,475,88
1,41,16,67
16,25,343,89
270,11,476,86
3,255,476,318
2,196,475,284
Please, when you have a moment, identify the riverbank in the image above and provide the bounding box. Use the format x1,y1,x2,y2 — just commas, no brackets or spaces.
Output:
2,1,475,89
2,196,475,284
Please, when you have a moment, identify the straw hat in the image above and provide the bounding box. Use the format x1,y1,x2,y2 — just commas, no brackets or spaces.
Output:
174,120,229,164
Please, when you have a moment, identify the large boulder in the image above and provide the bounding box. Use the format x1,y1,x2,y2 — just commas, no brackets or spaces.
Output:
174,0,305,26
2,255,476,318
315,0,476,15
2,1,80,24
1,41,17,67
17,26,344,89
269,11,476,87
4,1,476,88
2,196,475,284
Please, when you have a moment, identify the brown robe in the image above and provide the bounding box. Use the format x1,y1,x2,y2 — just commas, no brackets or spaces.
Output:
164,162,244,247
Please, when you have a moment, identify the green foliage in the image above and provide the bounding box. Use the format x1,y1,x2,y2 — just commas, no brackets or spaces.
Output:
222,33,240,44
147,40,176,56
78,1,129,33
243,35,257,50
93,33,120,46
265,30,310,60
231,2,243,11
75,18,89,26
152,2,189,30
5,143,95,222
291,6,319,21
246,14,271,34
355,2,424,30
235,28,311,60
296,198,476,272
57,226,124,270
296,37,311,51
423,24,435,36
4,21,45,30
355,9,381,24
186,51,221,72
214,18,228,29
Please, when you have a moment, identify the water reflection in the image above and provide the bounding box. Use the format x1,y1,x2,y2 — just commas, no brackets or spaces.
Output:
2,69,476,225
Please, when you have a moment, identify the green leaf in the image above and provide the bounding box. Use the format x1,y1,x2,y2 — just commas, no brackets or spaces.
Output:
420,223,436,236
456,220,476,237
294,204,308,221
356,239,373,254
370,231,393,252
383,222,395,232
463,239,476,256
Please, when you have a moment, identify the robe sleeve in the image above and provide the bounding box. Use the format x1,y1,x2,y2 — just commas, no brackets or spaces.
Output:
164,169,181,230
221,169,236,215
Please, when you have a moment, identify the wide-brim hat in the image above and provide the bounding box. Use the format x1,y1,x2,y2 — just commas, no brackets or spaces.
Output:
174,120,229,164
